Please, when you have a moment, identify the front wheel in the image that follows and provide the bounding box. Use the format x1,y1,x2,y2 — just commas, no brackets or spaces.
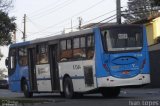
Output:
63,77,74,99
101,87,120,98
22,80,33,98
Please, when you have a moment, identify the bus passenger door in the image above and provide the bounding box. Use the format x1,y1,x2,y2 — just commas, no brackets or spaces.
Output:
28,48,37,91
49,45,60,91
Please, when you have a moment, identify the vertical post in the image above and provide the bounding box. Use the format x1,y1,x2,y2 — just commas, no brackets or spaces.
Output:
116,0,121,24
78,17,82,29
71,19,73,32
23,14,26,42
13,30,16,43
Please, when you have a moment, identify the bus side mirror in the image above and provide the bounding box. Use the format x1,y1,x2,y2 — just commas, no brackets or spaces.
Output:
5,57,8,68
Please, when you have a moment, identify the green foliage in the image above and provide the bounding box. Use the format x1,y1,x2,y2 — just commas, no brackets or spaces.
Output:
0,0,16,46
0,11,16,45
0,0,16,60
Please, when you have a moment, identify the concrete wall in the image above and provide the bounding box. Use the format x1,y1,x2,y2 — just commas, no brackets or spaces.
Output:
146,23,154,45
145,17,160,46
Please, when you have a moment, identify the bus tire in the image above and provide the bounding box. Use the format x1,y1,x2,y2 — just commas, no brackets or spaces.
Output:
101,87,120,98
60,92,65,97
63,77,74,99
22,80,33,98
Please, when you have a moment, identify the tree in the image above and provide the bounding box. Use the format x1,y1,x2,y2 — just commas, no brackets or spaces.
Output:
0,0,13,12
0,0,16,46
0,11,16,45
0,0,16,60
122,0,160,23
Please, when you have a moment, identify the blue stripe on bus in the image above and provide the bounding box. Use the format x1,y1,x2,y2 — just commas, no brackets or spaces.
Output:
10,41,30,48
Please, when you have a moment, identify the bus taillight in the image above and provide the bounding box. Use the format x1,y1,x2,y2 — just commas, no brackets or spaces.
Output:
103,64,109,72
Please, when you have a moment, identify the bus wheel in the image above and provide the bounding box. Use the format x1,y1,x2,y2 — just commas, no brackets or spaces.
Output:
60,92,65,97
63,77,74,99
22,80,33,98
101,87,120,98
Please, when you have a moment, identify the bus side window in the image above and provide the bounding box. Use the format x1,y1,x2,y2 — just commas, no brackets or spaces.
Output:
73,37,80,59
36,44,48,64
10,49,16,70
18,47,28,66
87,34,94,59
73,36,86,60
60,39,72,61
80,36,86,58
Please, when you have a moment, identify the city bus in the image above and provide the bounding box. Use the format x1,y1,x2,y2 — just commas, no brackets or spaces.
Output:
5,24,150,98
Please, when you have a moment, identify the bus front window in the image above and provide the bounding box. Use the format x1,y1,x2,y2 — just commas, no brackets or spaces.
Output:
101,27,143,52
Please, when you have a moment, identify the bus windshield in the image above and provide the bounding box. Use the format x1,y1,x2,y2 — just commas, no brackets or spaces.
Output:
101,26,143,52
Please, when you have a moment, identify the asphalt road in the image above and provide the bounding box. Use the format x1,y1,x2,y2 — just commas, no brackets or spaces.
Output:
0,88,160,106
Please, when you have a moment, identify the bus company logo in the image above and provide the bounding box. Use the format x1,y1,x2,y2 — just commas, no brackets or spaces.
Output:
132,64,135,67
132,64,138,68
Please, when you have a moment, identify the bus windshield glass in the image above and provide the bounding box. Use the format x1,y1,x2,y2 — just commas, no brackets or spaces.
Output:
101,26,143,52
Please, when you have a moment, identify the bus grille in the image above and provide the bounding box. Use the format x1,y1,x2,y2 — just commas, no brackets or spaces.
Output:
84,66,94,86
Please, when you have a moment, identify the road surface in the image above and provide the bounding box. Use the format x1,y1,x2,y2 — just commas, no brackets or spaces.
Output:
0,88,160,106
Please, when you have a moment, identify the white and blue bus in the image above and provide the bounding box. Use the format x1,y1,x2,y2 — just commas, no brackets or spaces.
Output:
6,24,150,98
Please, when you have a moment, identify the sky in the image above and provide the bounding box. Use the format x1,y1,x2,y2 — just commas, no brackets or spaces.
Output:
0,0,128,69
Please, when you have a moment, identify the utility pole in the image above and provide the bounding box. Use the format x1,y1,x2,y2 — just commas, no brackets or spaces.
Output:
78,17,82,29
71,19,73,32
116,0,121,24
23,14,26,42
13,30,16,43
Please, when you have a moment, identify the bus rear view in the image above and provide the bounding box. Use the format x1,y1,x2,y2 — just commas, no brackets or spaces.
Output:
95,25,150,97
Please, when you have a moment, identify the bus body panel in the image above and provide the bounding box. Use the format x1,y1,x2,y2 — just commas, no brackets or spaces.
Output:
59,59,96,92
94,25,150,87
9,41,30,92
35,64,52,91
9,61,30,92
94,28,109,78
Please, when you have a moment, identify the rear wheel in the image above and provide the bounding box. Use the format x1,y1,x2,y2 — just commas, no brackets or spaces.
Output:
60,92,65,97
22,80,33,98
101,87,120,98
63,77,74,99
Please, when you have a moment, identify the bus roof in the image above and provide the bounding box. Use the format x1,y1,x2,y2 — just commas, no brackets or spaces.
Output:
10,41,30,48
9,24,143,48
10,28,93,48
31,28,93,44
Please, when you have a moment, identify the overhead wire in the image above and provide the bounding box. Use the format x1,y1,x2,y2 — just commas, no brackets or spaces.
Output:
30,0,106,36
27,2,127,39
27,16,44,30
29,0,60,16
30,0,60,16
41,14,117,38
29,0,74,19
